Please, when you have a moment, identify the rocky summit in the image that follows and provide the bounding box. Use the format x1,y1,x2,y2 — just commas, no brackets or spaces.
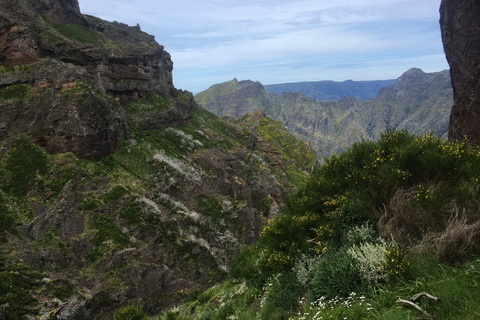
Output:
0,0,196,161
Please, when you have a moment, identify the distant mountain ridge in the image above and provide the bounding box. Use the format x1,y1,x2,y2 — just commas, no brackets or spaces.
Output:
264,79,397,101
195,68,453,161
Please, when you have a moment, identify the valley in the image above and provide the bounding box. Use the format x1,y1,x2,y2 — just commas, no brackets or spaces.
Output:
1,0,480,319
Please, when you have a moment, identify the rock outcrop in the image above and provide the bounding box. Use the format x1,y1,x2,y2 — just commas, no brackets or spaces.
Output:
440,0,480,144
0,0,196,160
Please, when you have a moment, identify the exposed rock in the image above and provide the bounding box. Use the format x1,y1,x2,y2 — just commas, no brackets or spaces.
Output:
0,0,197,160
440,0,480,144
0,59,128,160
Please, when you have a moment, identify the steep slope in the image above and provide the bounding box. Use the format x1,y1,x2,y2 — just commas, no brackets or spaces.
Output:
238,110,318,190
197,68,453,160
0,0,195,161
0,1,316,319
0,108,296,319
264,79,396,101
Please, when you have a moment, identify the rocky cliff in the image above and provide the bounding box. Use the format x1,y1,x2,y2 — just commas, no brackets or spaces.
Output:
197,69,453,161
440,0,480,144
0,0,195,161
0,1,314,319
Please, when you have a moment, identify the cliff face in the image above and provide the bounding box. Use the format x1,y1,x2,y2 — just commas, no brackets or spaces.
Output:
440,0,480,144
0,0,193,160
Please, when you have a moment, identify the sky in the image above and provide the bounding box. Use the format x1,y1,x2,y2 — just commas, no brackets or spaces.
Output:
79,0,449,94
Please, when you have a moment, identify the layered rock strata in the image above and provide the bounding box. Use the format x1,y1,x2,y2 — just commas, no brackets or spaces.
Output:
0,0,195,160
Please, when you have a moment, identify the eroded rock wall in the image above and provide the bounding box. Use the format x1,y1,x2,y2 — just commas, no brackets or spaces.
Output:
440,0,480,144
0,0,195,160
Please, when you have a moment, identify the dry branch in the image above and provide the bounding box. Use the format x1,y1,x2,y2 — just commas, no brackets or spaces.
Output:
396,298,432,318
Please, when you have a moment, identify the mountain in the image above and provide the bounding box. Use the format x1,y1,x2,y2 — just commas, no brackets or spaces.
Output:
196,68,453,161
0,1,317,319
0,0,193,161
264,79,397,101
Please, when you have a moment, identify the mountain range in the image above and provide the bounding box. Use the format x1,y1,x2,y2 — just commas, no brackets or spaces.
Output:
264,79,397,101
196,68,453,161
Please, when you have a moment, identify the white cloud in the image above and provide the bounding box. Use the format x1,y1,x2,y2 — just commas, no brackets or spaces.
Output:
78,0,447,93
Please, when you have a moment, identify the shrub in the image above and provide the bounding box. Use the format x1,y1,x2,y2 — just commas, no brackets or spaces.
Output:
113,304,148,320
292,254,323,288
261,272,300,314
0,84,33,101
308,247,366,300
344,222,378,246
423,214,480,265
3,135,49,196
347,238,393,285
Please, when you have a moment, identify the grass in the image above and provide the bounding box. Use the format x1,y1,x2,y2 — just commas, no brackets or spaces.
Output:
51,23,100,44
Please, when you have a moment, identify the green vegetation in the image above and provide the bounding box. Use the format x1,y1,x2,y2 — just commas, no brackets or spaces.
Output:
123,93,171,115
238,113,317,190
1,135,49,196
0,257,44,319
194,79,254,106
40,30,65,45
0,64,34,74
0,84,34,102
0,99,297,318
51,23,100,44
114,303,149,320
197,70,453,160
153,130,480,319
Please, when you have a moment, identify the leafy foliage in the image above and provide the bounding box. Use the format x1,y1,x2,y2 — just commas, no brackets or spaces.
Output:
113,303,149,320
0,257,43,319
1,135,49,196
226,130,480,317
0,84,33,102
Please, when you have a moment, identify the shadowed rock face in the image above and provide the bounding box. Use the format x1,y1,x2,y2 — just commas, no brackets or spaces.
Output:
0,59,127,161
440,0,480,144
0,0,196,160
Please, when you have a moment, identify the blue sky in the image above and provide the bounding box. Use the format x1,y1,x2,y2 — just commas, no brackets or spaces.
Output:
79,0,449,94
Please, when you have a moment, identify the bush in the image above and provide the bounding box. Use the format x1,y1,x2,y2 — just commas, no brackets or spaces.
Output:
347,238,392,285
308,247,366,300
2,135,49,196
113,304,148,320
261,272,300,313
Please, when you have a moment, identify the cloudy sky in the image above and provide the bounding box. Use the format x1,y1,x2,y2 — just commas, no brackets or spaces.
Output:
79,0,449,94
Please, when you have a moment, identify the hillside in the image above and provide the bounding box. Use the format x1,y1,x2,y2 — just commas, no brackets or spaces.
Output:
264,79,396,101
197,68,453,161
0,1,317,319
155,130,480,320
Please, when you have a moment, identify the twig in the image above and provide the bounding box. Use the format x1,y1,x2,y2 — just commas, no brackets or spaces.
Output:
396,298,432,318
411,292,441,302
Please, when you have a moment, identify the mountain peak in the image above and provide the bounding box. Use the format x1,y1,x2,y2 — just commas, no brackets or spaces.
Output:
0,0,85,25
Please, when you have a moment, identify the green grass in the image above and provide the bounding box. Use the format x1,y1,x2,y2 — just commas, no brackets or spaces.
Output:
123,93,171,115
51,23,100,44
